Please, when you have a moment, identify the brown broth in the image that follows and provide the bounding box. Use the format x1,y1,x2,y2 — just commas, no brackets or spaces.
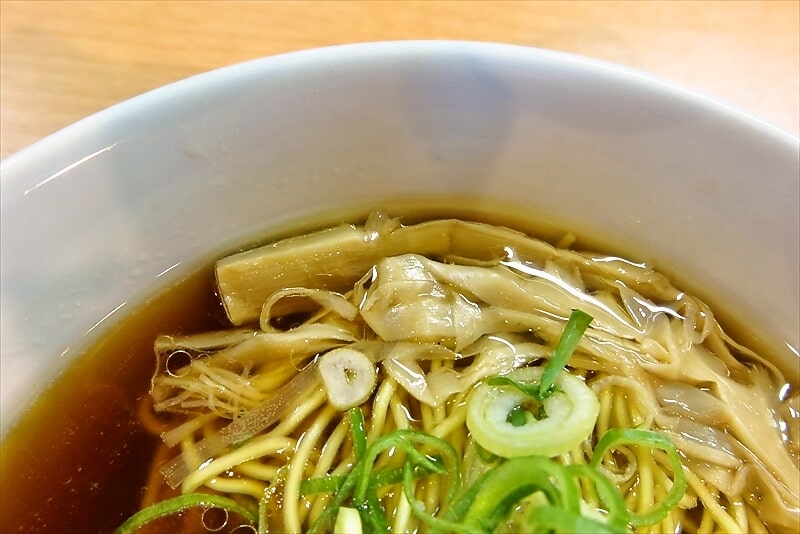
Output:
0,269,222,533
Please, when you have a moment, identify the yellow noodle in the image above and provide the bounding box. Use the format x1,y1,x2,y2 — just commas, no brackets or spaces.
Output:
648,454,692,532
422,476,440,517
684,469,743,533
571,445,601,508
745,505,769,534
676,509,694,533
650,470,673,534
297,497,314,530
183,435,295,492
660,507,676,534
420,403,436,432
179,434,203,472
204,476,266,500
391,488,413,533
429,366,448,426
201,419,219,440
368,378,396,443
375,490,395,526
447,423,465,460
310,417,350,478
137,217,799,532
301,433,346,525
730,498,748,532
430,401,467,440
635,445,655,516
251,362,300,392
596,387,612,438
235,461,280,481
307,492,332,528
591,376,656,429
388,392,412,430
307,415,354,525
697,506,716,533
283,405,337,533
270,387,327,436
612,389,631,428
652,449,696,509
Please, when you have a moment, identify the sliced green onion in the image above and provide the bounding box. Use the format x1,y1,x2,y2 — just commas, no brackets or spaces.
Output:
349,407,367,460
459,456,580,528
113,493,257,534
526,504,625,534
590,428,686,527
422,456,580,533
487,375,540,398
308,427,459,534
357,490,390,533
403,460,473,534
563,464,630,531
353,430,457,504
507,405,530,426
257,487,269,534
353,430,460,533
307,408,370,534
307,462,363,534
474,442,500,464
487,309,592,402
424,455,634,533
467,366,599,458
300,461,440,495
303,426,682,533
300,473,352,496
537,309,593,400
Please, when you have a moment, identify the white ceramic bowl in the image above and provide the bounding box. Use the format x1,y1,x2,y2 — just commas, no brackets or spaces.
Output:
1,41,798,435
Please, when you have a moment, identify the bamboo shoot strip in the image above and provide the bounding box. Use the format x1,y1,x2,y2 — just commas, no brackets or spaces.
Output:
215,217,567,326
216,221,448,325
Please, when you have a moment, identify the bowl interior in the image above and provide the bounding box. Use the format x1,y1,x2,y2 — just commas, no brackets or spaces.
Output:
1,41,798,434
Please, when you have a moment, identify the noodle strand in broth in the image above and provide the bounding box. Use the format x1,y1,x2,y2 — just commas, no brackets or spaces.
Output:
118,213,798,534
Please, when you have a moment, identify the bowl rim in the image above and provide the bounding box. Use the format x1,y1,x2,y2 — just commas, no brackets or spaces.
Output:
1,40,797,179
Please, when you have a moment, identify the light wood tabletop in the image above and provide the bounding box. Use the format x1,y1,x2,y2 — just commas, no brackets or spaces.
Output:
1,1,798,161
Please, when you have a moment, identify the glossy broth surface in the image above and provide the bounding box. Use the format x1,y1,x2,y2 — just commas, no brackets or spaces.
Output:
0,270,221,532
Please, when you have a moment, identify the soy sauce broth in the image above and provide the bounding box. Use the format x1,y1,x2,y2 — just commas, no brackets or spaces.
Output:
0,270,221,533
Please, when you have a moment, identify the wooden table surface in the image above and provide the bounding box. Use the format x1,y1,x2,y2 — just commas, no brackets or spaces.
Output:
1,1,798,161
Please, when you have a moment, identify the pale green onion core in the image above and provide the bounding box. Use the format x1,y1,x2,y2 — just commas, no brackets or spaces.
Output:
467,310,598,458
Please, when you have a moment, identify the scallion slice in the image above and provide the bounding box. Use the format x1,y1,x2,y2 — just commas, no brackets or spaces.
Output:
537,309,593,400
467,366,599,458
113,493,257,534
590,428,686,527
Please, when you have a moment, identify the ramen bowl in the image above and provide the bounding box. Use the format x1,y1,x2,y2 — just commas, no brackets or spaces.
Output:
1,40,798,435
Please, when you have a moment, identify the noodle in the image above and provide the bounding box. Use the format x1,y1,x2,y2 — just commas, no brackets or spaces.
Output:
183,436,295,493
283,405,338,532
124,214,797,534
